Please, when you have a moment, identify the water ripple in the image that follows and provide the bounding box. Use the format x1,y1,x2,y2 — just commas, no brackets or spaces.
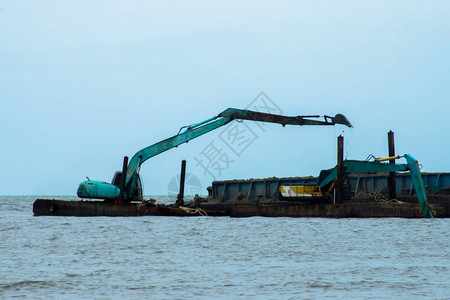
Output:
0,197,449,299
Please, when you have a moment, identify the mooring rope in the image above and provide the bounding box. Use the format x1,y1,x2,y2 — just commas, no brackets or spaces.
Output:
179,206,208,216
377,199,406,204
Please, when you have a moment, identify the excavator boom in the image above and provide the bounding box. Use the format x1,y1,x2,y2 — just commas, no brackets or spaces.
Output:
125,108,352,191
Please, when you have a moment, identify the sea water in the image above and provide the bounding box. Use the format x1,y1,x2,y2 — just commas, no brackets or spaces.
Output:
0,196,449,299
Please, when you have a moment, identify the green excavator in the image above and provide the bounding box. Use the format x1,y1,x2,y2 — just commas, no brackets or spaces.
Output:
77,108,353,203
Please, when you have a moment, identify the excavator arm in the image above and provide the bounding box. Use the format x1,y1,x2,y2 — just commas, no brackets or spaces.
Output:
125,108,353,187
318,154,434,218
78,108,352,201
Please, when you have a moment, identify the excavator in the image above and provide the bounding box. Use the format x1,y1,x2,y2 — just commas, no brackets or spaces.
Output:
77,108,353,203
280,154,434,218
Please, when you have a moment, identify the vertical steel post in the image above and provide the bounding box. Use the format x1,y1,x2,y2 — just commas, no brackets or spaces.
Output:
388,131,396,199
119,156,129,202
176,160,187,206
336,135,344,204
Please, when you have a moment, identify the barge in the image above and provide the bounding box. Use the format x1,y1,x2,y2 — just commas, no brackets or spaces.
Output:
33,197,445,218
194,172,449,218
32,108,447,218
33,163,448,218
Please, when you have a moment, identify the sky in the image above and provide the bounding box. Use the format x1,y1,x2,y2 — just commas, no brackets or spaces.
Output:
1,0,449,196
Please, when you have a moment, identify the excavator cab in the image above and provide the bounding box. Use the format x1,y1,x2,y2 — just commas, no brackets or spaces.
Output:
111,171,143,201
111,171,123,187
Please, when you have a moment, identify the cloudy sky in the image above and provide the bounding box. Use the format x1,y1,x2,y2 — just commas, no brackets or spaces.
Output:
1,0,449,196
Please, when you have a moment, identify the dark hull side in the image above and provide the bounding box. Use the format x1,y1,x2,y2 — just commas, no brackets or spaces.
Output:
200,202,444,218
33,199,226,217
33,199,444,218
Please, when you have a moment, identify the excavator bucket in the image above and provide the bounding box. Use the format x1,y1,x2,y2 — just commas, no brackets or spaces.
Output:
333,114,353,127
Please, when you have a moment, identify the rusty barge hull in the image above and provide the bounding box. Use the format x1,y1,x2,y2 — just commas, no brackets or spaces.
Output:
33,199,444,218
199,202,445,218
33,199,226,217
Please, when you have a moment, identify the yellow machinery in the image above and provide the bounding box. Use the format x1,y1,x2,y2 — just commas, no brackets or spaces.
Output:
279,185,323,199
